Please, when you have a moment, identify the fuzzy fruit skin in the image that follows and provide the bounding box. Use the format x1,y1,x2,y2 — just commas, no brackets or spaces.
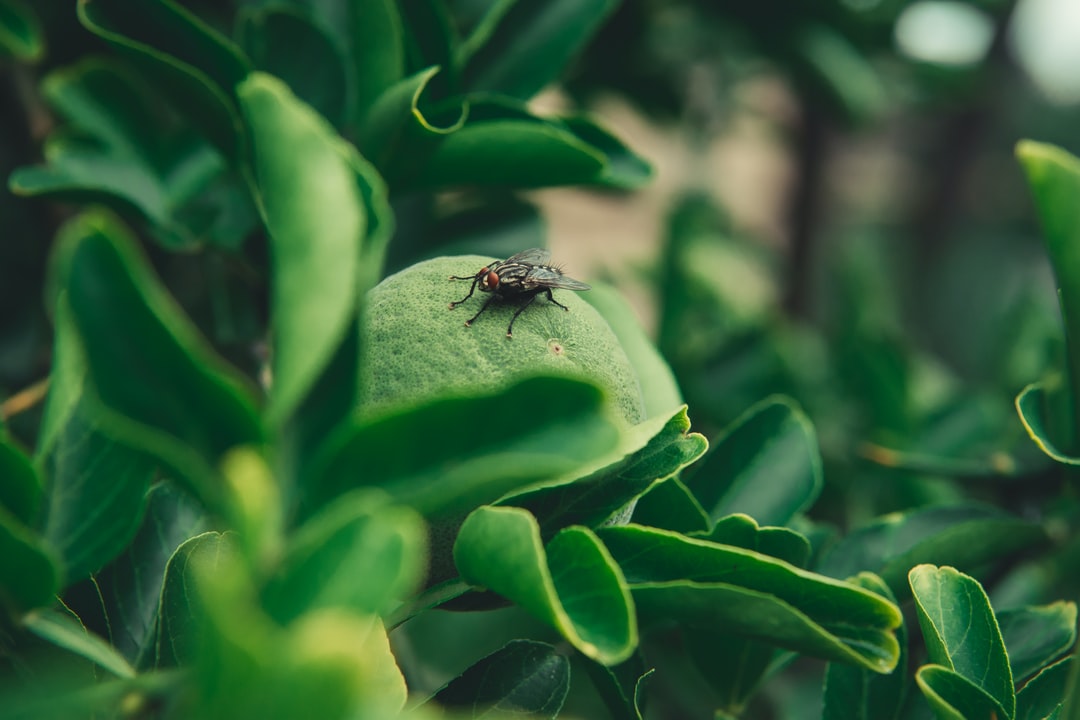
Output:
358,255,646,425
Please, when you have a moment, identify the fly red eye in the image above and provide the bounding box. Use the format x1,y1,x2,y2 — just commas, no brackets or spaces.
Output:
479,266,489,275
486,271,499,288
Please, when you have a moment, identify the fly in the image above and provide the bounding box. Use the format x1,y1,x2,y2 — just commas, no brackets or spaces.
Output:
448,248,591,338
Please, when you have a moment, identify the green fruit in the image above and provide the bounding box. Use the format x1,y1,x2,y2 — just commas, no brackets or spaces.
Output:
358,255,646,425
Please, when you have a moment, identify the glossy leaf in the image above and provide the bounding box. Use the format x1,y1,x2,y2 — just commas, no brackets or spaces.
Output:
24,608,135,679
820,504,1046,601
53,210,262,506
1016,657,1072,720
916,664,1009,720
262,491,426,623
0,505,58,617
37,300,156,584
909,564,1014,719
582,283,683,420
822,574,908,720
1017,140,1080,444
76,0,249,159
238,72,366,428
998,602,1077,684
599,525,901,672
505,406,707,533
461,0,618,99
0,438,38,526
0,0,44,60
432,640,570,718
238,7,348,128
684,396,822,527
307,375,621,519
454,506,636,665
153,531,237,668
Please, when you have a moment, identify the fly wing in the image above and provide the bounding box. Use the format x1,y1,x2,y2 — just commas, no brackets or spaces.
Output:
505,248,551,266
525,265,591,291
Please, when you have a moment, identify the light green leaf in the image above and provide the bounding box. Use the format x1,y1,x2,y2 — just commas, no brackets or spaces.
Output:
909,564,1014,719
238,72,367,428
454,506,636,665
916,664,1008,720
25,607,135,678
1017,381,1080,465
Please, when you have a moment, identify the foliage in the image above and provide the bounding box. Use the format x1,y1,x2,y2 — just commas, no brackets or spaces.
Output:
1,1,1078,719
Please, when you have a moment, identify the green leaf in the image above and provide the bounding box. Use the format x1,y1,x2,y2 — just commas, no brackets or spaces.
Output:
454,506,637,665
262,491,426,623
684,396,823,527
8,59,238,251
0,0,42,60
820,505,1046,602
998,602,1078,685
238,6,349,128
581,655,653,720
432,639,570,718
307,375,621,519
76,0,250,159
238,72,368,428
24,608,135,678
916,664,1009,720
790,23,887,125
909,564,1014,719
630,476,710,535
53,210,262,507
559,115,653,189
0,506,59,617
505,406,708,533
599,525,901,672
1017,140,1080,446
37,300,156,585
700,514,810,568
1017,657,1072,720
461,0,618,99
822,574,908,720
153,531,237,668
348,0,406,121
1017,381,1080,465
0,438,39,526
582,283,683,420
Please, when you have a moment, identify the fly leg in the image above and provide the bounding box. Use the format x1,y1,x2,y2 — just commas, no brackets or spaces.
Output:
465,294,498,327
545,288,570,311
449,274,480,308
506,293,540,338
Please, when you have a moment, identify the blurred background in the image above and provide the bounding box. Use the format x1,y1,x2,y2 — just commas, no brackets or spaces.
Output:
4,0,1080,590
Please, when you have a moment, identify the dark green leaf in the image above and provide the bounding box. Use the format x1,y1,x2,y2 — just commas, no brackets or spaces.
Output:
820,504,1046,602
505,406,707,533
153,531,236,668
1017,140,1080,448
77,0,251,158
581,655,652,720
560,116,653,189
307,375,620,519
461,0,618,99
238,7,349,128
53,210,262,507
237,72,367,428
629,476,710,535
37,300,156,584
432,640,570,718
262,491,426,623
599,525,901,672
1017,381,1080,465
823,574,908,720
0,505,58,617
999,602,1077,685
682,624,781,716
24,608,135,679
0,438,38,526
915,665,1007,720
1017,656,1071,720
0,0,44,60
454,506,636,665
909,564,1014,719
582,283,682,420
684,396,822,527
348,0,406,121
700,514,810,568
